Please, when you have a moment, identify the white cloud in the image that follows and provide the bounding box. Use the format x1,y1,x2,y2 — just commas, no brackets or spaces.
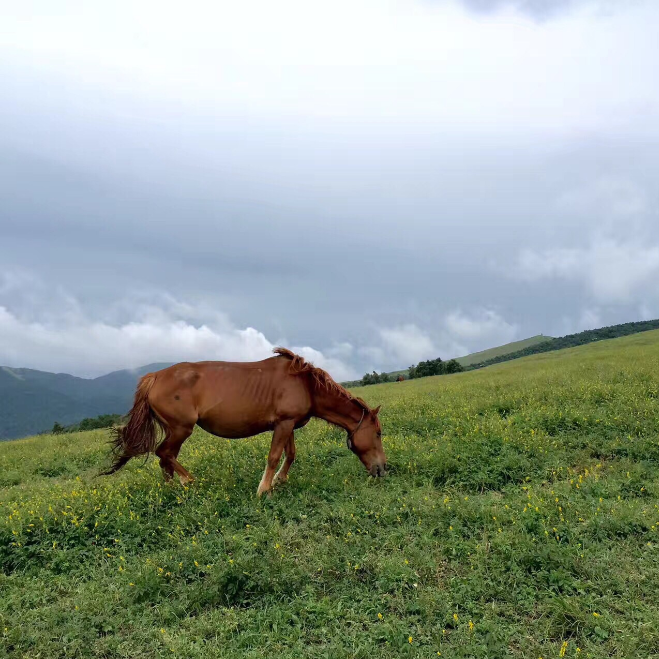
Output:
558,307,602,335
445,309,518,345
286,346,356,382
357,346,386,367
0,274,357,381
458,0,632,21
1,275,520,381
577,308,601,331
326,342,354,361
638,302,658,321
357,310,518,372
555,176,647,220
2,0,657,133
378,324,437,365
513,238,659,303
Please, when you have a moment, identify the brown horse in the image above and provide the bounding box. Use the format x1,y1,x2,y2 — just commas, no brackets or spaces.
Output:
102,348,386,496
396,375,405,382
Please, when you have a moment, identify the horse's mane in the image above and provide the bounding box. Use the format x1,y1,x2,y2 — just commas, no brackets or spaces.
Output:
273,347,370,411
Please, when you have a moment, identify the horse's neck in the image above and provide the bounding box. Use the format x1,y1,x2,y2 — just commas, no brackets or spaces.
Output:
312,389,363,431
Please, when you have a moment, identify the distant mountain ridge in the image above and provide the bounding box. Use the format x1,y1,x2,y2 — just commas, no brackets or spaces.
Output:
0,363,172,441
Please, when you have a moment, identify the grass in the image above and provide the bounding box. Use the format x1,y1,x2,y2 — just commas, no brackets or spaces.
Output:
2,330,659,657
455,334,554,367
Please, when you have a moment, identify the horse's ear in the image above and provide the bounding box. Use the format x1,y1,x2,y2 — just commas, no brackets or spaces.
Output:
373,405,381,415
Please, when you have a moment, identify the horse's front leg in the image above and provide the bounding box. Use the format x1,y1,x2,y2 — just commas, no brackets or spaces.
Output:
257,420,295,497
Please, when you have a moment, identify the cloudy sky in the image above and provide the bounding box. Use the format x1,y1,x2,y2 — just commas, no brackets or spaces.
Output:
1,0,658,380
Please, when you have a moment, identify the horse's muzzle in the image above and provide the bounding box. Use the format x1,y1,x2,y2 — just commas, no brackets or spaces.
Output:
369,463,387,478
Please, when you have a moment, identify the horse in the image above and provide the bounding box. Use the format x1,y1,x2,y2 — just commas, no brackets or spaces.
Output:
396,375,405,382
102,348,386,496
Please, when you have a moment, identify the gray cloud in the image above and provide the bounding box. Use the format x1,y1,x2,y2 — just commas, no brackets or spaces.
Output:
510,239,659,304
0,270,530,377
0,272,359,380
1,1,658,376
454,0,619,20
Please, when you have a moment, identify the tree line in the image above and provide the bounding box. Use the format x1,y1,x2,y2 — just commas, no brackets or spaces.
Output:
359,371,395,386
51,413,123,435
408,357,464,379
357,356,464,387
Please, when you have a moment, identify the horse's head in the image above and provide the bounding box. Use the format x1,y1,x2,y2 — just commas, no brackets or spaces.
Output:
347,405,387,477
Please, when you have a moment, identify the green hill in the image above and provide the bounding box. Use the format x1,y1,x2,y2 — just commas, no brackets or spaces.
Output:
454,334,553,366
347,319,659,387
466,318,659,371
343,334,553,385
2,331,659,657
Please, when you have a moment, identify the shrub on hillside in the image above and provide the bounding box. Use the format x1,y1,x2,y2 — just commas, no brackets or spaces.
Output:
50,413,123,435
409,358,464,379
361,371,392,386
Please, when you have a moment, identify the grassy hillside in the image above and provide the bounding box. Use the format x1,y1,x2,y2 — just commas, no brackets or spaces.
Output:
2,332,659,657
466,319,659,371
454,334,553,367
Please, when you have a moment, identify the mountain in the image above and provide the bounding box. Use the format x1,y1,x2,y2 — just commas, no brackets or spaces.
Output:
0,363,172,441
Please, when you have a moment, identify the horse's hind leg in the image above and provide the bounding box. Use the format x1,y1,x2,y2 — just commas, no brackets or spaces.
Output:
156,424,194,485
156,433,175,482
273,432,296,485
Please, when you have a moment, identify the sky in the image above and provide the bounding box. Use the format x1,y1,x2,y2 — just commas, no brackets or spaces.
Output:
1,0,658,381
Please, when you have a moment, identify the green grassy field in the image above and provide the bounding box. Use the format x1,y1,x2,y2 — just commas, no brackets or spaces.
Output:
2,331,659,658
455,334,554,367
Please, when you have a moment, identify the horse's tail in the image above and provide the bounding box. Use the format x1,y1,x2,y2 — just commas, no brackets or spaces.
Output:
101,372,166,475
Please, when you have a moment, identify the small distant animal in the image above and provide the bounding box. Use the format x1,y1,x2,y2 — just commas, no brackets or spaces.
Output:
396,375,405,382
102,348,386,496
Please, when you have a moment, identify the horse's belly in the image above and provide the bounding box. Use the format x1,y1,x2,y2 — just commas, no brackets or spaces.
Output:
196,410,274,439
191,369,310,439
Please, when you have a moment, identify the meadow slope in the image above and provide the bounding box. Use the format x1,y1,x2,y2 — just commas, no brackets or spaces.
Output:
2,331,659,658
454,334,553,367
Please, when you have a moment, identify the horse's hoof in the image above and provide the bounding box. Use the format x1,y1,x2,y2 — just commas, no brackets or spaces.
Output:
179,475,194,486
